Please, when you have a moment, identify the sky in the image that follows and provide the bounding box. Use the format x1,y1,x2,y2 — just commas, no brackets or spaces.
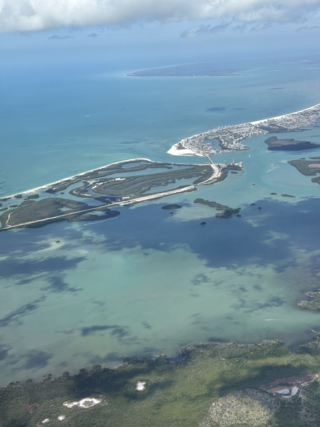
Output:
0,1,320,67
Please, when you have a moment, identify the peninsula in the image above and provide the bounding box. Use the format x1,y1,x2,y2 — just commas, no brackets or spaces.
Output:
288,157,320,185
168,103,320,157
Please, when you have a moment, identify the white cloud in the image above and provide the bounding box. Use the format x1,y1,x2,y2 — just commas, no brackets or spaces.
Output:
1,0,320,33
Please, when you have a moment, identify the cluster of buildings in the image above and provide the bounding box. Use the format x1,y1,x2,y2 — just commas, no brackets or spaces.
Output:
178,103,320,157
179,122,266,156
221,159,243,168
255,104,320,130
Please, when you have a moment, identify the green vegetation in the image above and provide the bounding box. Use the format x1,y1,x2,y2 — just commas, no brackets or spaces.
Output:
200,389,280,426
265,137,320,151
161,204,182,210
70,165,212,198
288,159,320,177
311,176,320,185
298,290,320,311
288,158,320,186
288,159,320,176
0,198,119,229
194,198,241,218
1,160,227,231
46,161,174,194
3,340,320,426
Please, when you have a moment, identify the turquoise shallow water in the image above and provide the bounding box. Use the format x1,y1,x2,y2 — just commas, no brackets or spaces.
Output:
1,54,320,385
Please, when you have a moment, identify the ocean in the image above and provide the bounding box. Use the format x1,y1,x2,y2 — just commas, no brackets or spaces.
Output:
1,52,320,385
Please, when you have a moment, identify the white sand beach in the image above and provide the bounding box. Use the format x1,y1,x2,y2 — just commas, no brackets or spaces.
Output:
250,103,320,125
3,158,153,199
167,143,205,157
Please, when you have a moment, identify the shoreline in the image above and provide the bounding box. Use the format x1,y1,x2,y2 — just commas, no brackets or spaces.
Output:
168,102,320,157
167,143,205,157
0,185,197,231
2,158,212,200
0,159,228,231
1,158,154,199
250,102,320,125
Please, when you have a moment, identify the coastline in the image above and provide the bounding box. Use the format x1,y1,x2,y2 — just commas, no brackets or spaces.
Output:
3,158,213,200
0,157,235,231
167,102,320,157
167,143,205,157
2,337,320,426
2,158,154,199
0,185,197,231
250,102,320,125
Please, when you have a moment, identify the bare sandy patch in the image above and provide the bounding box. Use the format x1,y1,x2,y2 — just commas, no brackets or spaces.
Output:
136,381,146,391
63,397,101,409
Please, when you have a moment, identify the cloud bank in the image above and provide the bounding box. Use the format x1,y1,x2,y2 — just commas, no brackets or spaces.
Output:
1,0,320,33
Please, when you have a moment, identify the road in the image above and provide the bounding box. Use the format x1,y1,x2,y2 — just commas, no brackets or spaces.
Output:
0,185,196,231
0,157,224,231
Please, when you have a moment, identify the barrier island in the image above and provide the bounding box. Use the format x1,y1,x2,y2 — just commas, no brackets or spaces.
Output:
168,103,320,157
0,159,242,231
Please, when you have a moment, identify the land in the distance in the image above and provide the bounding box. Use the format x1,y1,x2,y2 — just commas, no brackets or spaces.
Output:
0,159,242,231
168,103,320,157
126,62,242,77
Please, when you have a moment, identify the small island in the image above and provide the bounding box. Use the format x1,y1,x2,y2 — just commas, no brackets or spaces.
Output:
288,158,320,185
161,204,182,210
194,198,241,218
265,136,320,151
